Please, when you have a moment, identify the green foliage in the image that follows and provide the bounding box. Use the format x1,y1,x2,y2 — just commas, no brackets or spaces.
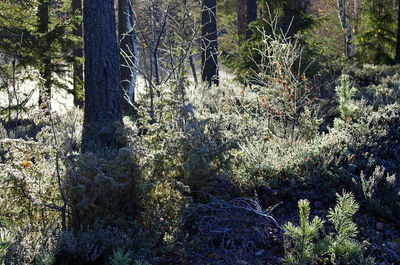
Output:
0,0,82,110
68,148,139,227
109,249,151,265
138,181,189,251
356,0,397,64
334,74,359,127
0,228,13,261
324,192,365,265
226,0,316,83
110,249,133,265
284,192,375,265
283,200,324,264
359,166,400,224
35,253,55,265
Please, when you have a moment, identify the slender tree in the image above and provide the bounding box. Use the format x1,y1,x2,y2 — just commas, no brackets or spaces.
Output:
396,0,400,63
201,0,218,86
119,0,139,104
246,0,257,39
237,0,247,38
337,0,354,56
71,0,83,107
37,0,52,113
82,0,123,153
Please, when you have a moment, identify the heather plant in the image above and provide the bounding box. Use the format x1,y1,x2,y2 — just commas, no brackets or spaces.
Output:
57,225,135,264
345,65,400,107
359,166,400,224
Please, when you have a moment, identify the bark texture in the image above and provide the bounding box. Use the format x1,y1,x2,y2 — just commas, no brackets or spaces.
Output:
337,0,354,56
237,0,257,40
201,0,218,86
396,0,400,63
82,0,123,153
37,0,52,113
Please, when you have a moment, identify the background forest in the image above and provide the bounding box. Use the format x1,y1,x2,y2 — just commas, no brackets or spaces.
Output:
0,0,400,264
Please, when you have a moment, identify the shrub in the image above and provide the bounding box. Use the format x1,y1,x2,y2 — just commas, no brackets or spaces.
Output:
0,228,13,262
57,225,135,265
67,148,139,227
138,181,189,253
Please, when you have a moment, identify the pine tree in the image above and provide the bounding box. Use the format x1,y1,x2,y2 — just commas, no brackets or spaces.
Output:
71,0,84,107
201,0,219,86
396,0,400,63
357,0,397,64
82,0,123,153
0,0,81,113
118,0,138,105
37,0,52,113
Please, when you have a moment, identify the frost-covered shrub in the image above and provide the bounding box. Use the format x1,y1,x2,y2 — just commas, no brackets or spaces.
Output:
344,64,400,107
0,138,62,227
138,181,190,253
57,224,135,265
67,148,139,227
4,225,58,265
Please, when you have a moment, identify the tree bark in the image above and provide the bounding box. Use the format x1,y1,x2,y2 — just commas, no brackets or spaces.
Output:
396,0,400,63
246,0,257,39
72,0,84,107
337,0,354,56
201,0,218,86
37,0,52,113
237,0,257,41
237,0,247,38
119,0,138,104
82,0,123,153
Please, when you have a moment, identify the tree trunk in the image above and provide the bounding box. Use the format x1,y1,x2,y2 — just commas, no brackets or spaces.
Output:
237,0,247,38
82,0,123,153
396,0,400,63
37,0,52,113
72,0,84,107
337,0,354,56
246,0,257,39
237,0,257,40
201,0,218,86
119,0,138,104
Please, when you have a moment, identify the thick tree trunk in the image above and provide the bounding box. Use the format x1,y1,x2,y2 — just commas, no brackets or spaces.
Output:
396,0,400,63
119,0,138,104
337,0,354,56
72,0,84,107
201,0,218,86
82,0,123,153
37,0,52,113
